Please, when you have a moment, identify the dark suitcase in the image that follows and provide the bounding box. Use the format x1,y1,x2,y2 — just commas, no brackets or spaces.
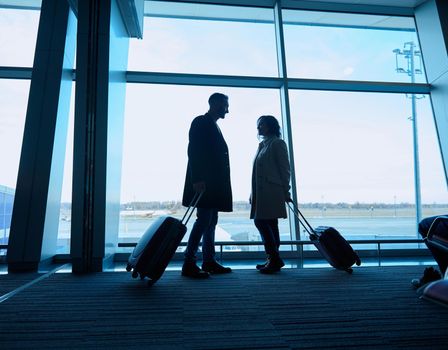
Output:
126,193,201,285
289,202,361,273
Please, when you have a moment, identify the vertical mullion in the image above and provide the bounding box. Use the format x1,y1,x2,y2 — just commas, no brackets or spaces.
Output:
274,0,301,246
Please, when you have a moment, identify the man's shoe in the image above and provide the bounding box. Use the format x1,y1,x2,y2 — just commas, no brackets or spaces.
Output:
182,262,210,279
256,260,270,270
256,261,268,270
411,267,442,289
256,255,271,270
259,256,285,274
202,261,232,274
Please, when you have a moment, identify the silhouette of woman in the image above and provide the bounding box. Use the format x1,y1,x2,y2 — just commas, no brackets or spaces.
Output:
250,115,291,273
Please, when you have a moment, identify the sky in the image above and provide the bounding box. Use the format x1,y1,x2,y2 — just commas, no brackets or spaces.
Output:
0,5,447,205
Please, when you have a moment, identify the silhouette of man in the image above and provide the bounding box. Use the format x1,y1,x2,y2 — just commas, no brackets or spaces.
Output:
181,93,233,278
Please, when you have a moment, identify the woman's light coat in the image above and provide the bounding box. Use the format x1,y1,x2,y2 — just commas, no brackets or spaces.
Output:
250,136,291,219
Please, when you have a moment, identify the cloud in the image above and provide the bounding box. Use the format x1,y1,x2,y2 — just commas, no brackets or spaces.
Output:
343,66,354,76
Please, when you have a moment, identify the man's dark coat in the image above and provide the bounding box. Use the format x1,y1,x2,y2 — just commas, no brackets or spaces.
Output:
182,113,233,212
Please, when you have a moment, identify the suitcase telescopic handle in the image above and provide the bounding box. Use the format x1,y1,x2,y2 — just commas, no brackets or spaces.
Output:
181,191,204,225
287,201,317,238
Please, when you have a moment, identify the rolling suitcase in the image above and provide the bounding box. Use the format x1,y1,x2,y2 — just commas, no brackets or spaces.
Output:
126,192,202,285
288,202,361,273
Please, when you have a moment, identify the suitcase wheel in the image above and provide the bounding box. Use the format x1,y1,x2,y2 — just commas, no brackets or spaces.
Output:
131,270,139,279
147,279,156,287
345,268,353,274
126,264,132,272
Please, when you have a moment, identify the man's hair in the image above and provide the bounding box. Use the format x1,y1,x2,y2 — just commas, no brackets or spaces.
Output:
258,115,281,138
208,93,228,107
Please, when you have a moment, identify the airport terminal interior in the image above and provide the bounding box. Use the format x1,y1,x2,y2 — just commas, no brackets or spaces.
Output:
1,0,448,348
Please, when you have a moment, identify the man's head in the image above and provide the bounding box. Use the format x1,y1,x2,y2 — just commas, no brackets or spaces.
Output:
208,93,229,120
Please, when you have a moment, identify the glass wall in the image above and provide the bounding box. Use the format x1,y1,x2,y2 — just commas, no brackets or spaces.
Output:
0,5,40,251
419,96,448,217
119,1,445,256
2,1,444,260
119,84,283,252
289,90,440,242
0,80,31,248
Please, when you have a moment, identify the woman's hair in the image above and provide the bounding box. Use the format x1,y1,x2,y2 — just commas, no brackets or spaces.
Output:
258,115,281,138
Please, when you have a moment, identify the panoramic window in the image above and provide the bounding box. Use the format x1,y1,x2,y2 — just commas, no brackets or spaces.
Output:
121,4,443,258
289,90,442,245
283,10,426,83
0,79,30,246
0,7,40,67
119,84,283,252
418,97,448,217
128,1,278,77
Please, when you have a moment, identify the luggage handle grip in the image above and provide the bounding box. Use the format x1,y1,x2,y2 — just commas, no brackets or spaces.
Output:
287,201,317,238
181,191,204,225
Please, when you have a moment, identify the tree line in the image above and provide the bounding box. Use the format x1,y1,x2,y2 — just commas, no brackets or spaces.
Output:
116,201,448,211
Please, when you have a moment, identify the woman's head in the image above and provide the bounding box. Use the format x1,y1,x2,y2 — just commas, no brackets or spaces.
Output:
257,115,281,138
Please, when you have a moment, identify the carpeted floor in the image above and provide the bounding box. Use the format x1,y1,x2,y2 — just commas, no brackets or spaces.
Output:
0,265,447,349
0,272,40,296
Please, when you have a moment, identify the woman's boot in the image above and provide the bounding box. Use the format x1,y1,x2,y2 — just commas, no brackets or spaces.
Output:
259,254,285,274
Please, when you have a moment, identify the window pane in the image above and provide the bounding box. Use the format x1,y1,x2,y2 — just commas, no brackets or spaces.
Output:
128,1,278,77
0,79,30,245
290,90,421,243
0,186,14,249
119,84,282,252
56,83,75,254
0,7,40,67
283,10,426,83
418,96,448,217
